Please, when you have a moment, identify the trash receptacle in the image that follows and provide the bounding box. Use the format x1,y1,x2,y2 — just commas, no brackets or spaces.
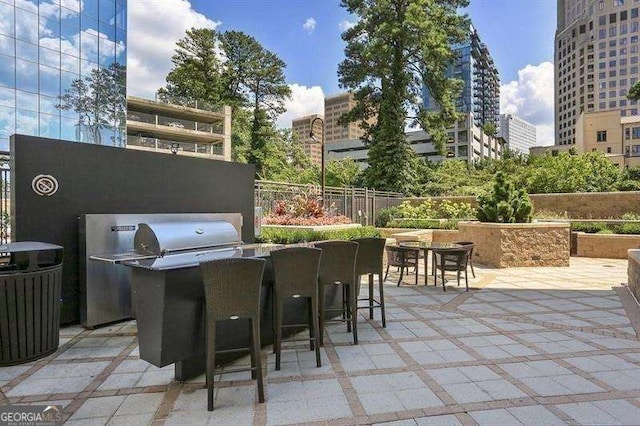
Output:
0,242,64,365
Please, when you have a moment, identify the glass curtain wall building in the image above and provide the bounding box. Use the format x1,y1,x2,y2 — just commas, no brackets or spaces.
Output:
423,24,500,130
0,0,127,151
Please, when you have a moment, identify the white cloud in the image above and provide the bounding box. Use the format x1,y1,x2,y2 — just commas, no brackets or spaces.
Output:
303,17,317,33
338,20,356,31
500,61,555,146
127,0,220,99
276,84,325,128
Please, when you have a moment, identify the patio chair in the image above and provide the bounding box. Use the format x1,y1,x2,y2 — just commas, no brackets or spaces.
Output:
384,245,420,286
270,247,322,371
315,240,359,345
453,241,476,278
200,257,266,411
432,246,471,292
353,237,386,327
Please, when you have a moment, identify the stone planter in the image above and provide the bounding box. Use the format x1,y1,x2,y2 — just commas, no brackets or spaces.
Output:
575,232,640,259
457,221,570,268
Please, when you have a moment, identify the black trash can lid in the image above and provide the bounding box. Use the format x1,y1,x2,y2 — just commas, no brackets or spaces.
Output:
0,242,63,253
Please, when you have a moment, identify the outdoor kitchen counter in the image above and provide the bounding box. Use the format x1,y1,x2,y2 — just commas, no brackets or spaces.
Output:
123,243,339,381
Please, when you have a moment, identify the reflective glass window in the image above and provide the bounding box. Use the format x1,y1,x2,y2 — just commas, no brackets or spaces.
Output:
16,89,38,112
39,64,60,97
0,104,16,141
39,3,61,40
60,115,79,141
0,86,14,107
39,94,58,115
60,53,80,73
15,58,37,92
0,2,15,37
83,0,99,18
81,14,99,33
39,112,60,139
39,46,60,68
0,34,14,57
16,39,37,61
80,29,99,62
15,8,38,43
0,54,15,88
99,0,116,24
16,108,38,135
99,36,115,67
115,1,126,30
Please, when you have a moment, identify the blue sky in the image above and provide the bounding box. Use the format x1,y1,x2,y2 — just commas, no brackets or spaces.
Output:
128,0,557,144
198,0,556,92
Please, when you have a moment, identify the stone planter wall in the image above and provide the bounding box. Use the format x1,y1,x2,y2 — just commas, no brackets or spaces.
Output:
629,250,640,302
576,233,640,259
457,222,571,268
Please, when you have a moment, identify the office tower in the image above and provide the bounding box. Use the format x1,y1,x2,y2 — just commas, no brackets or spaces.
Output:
291,114,323,166
323,92,368,144
555,0,640,146
498,114,537,154
0,0,127,151
423,24,500,130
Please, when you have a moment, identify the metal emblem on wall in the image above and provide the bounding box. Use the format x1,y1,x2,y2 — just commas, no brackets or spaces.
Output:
32,174,59,196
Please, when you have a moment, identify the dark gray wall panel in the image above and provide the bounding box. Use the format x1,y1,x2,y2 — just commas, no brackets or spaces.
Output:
10,135,255,323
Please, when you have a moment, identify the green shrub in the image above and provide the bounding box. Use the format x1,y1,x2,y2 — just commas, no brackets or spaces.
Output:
437,199,477,219
596,228,615,234
571,222,610,233
375,206,401,227
617,222,640,235
386,219,459,230
621,212,640,220
256,226,381,244
477,172,533,223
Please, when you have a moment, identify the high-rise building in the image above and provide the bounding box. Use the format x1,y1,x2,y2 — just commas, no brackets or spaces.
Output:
291,114,323,166
323,92,368,144
498,114,537,154
555,0,640,146
423,24,500,130
0,0,127,151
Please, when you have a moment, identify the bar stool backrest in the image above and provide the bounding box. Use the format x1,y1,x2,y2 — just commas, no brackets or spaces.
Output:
201,258,266,321
271,247,322,297
353,237,386,276
314,240,359,285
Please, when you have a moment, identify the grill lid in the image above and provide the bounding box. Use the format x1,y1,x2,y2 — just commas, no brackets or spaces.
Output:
134,221,241,256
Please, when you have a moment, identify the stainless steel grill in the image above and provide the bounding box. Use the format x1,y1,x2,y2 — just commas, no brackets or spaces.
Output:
134,221,241,257
83,213,244,328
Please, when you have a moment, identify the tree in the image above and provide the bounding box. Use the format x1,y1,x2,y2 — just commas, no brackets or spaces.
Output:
628,81,640,101
477,172,533,223
325,159,363,187
338,0,469,193
159,28,291,176
158,28,224,106
482,122,497,137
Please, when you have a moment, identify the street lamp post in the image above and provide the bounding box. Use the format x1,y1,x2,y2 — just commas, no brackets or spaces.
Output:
309,117,325,207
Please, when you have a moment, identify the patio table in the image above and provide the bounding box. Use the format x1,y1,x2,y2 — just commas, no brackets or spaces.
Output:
397,241,462,285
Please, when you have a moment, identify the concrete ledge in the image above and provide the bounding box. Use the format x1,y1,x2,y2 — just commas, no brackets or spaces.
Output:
391,229,432,242
629,249,640,303
577,233,640,259
262,223,361,232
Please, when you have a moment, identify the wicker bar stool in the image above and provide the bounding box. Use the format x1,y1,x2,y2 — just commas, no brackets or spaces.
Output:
314,240,359,345
270,247,322,371
200,257,266,411
353,237,386,328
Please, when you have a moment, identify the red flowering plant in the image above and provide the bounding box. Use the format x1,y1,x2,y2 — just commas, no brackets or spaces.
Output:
263,191,351,226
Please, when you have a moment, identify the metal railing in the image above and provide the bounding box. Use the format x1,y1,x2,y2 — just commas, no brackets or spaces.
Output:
255,180,404,226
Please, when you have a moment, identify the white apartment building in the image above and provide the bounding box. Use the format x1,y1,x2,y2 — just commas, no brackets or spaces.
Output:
498,114,537,154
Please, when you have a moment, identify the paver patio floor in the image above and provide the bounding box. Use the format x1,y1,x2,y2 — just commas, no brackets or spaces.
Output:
2,257,640,425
